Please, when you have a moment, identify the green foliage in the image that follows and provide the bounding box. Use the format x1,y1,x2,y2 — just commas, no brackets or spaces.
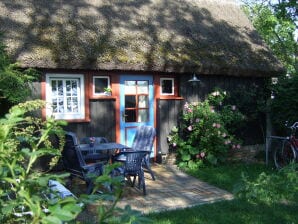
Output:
0,100,81,224
235,163,298,204
0,39,38,105
241,0,297,75
167,90,244,168
270,75,298,133
0,100,152,224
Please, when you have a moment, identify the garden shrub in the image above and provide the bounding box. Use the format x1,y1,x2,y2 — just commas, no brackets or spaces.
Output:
0,100,82,224
0,100,152,224
234,163,298,205
167,90,244,169
270,75,298,134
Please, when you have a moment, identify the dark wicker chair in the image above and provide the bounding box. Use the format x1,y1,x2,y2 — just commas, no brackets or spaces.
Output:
114,126,156,180
62,132,105,194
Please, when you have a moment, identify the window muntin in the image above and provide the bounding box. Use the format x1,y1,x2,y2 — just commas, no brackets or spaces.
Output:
160,78,174,95
46,74,85,120
124,80,149,123
93,76,110,95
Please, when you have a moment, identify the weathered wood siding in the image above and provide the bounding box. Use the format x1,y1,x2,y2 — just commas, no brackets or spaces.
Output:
67,100,116,141
157,99,184,154
30,81,116,141
178,74,267,145
31,73,268,157
180,74,266,102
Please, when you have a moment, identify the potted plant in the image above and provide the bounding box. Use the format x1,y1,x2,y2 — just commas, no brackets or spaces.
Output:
104,87,112,96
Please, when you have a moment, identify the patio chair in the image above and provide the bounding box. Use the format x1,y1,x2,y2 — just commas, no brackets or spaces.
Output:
114,126,156,180
62,132,105,194
80,136,109,162
114,151,148,195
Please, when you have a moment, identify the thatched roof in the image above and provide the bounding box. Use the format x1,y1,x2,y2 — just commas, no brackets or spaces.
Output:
0,0,284,77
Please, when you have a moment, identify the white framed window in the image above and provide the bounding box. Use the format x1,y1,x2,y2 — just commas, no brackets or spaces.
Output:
93,76,110,95
46,74,85,120
160,78,174,95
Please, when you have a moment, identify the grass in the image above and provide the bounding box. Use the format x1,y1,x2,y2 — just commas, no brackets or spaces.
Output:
184,162,275,192
147,199,297,224
146,162,298,224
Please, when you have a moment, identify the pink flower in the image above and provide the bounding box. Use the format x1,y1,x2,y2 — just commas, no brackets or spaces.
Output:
196,154,200,159
195,118,200,123
187,126,192,131
216,123,221,128
89,137,95,143
222,133,227,138
232,145,236,149
212,123,217,127
225,140,231,145
173,143,177,147
200,152,206,158
232,105,236,111
188,109,192,113
236,144,241,149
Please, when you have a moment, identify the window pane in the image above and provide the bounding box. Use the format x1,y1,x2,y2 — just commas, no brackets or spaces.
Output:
138,95,148,108
161,79,173,94
57,80,63,96
47,74,85,120
125,109,136,122
125,81,136,94
138,109,148,122
137,81,148,94
66,80,71,96
94,77,109,94
71,80,78,96
125,95,136,108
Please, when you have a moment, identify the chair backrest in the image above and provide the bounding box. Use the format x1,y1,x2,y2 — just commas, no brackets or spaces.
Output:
131,126,156,152
62,132,86,171
124,151,147,174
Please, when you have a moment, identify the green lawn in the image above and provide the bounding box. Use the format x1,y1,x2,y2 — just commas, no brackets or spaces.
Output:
184,162,275,192
147,162,298,224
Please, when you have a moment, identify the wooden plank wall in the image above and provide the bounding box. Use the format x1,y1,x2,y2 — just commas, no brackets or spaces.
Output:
157,99,184,154
158,75,267,154
32,74,267,155
67,100,116,141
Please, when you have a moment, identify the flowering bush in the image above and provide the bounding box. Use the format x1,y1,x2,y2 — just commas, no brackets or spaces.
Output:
167,89,244,168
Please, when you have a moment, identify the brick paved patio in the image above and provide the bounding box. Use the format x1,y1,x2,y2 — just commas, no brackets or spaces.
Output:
116,164,234,214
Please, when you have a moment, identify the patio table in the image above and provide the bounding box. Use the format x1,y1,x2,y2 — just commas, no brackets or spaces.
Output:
79,143,131,162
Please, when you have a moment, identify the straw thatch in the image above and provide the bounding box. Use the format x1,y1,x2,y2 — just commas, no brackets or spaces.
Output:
0,0,284,77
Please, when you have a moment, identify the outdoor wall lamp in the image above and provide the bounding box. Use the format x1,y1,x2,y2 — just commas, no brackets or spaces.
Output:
188,73,201,83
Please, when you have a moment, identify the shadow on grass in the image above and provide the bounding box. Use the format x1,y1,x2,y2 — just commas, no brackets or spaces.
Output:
147,199,298,224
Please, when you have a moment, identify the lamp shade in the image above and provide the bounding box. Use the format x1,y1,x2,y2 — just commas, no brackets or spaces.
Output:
188,73,200,83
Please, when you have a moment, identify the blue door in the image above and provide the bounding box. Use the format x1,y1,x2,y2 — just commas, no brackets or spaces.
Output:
120,75,154,154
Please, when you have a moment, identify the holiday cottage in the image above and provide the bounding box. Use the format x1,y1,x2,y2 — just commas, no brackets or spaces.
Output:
0,0,284,160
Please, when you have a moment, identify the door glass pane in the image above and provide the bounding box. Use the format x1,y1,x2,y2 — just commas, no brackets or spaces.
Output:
125,109,136,122
137,81,148,94
125,81,136,94
125,95,136,108
138,95,148,108
138,109,148,122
